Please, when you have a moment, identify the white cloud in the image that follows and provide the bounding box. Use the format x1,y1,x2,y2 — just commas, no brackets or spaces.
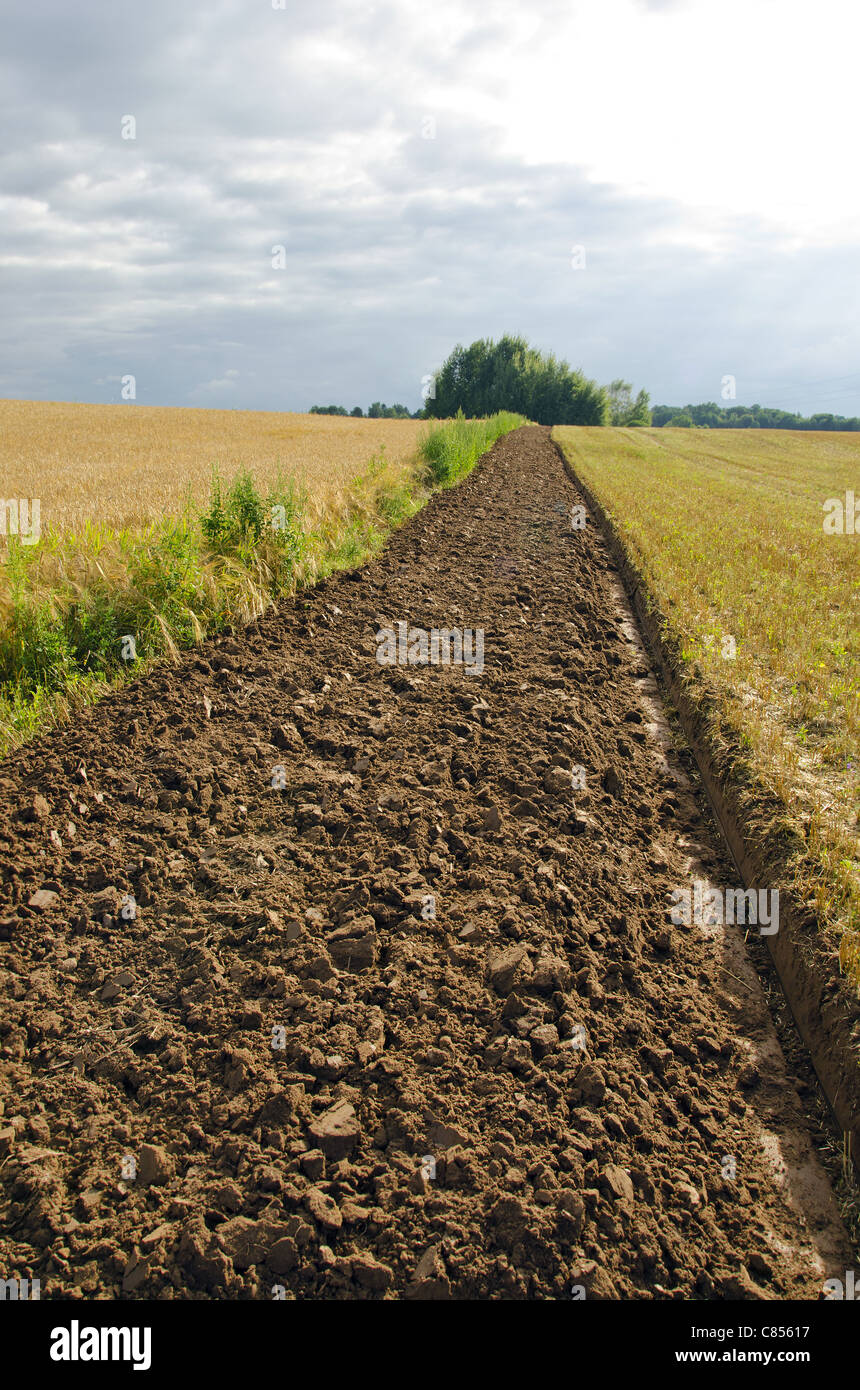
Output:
0,0,857,415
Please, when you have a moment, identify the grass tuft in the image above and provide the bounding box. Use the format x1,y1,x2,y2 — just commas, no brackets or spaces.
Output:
419,410,527,486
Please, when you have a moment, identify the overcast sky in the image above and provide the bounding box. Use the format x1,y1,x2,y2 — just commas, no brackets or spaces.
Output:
2,0,859,415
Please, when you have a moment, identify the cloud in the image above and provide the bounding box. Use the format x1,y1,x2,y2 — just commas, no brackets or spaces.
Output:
0,0,858,415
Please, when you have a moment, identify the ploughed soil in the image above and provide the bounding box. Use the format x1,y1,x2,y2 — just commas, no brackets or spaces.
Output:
0,426,852,1300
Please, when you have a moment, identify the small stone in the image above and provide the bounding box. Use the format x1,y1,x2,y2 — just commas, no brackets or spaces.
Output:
305,1188,343,1232
486,945,529,994
100,969,134,1002
28,889,59,912
308,1100,360,1160
268,1237,298,1274
676,1183,701,1210
141,1223,174,1250
572,1061,606,1105
602,1164,635,1203
529,1023,560,1056
351,1254,394,1291
543,767,572,797
413,1244,445,1282
138,1143,175,1186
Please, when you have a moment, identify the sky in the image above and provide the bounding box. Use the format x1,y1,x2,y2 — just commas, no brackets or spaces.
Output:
2,0,859,416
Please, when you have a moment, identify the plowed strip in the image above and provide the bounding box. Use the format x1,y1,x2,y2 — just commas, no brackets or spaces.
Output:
0,426,850,1300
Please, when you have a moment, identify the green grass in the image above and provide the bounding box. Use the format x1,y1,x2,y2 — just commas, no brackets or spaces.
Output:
419,410,527,486
0,413,524,753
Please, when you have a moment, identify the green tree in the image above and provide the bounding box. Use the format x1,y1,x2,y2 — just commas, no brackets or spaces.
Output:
427,335,608,425
605,380,651,426
606,379,634,424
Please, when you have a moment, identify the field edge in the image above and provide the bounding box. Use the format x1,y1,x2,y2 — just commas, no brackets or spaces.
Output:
551,430,860,1179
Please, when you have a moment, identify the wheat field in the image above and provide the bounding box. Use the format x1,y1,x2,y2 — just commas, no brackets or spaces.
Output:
0,400,426,534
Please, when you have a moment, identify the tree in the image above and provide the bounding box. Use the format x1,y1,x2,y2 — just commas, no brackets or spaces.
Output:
605,379,651,426
606,379,633,424
628,389,651,426
350,406,363,417
426,335,608,425
667,411,694,427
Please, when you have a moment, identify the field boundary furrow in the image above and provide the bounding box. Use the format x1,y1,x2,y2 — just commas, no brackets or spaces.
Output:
553,436,860,1176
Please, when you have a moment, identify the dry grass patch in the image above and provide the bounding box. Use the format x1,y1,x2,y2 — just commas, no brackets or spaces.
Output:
554,425,860,986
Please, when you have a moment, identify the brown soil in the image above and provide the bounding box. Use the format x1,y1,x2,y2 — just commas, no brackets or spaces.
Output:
0,425,852,1300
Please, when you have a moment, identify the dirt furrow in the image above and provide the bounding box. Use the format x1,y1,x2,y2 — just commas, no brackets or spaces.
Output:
0,425,851,1299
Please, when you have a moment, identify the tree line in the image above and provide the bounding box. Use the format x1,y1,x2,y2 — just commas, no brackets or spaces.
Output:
309,403,421,418
310,337,857,430
652,402,860,430
310,338,650,427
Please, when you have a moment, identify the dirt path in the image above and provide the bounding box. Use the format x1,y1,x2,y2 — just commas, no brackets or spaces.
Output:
0,425,851,1300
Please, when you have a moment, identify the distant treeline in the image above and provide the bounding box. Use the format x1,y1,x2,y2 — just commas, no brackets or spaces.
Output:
309,403,423,418
653,402,860,430
312,348,860,432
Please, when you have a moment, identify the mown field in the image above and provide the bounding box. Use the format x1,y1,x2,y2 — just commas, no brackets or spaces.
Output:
0,400,523,750
554,425,860,986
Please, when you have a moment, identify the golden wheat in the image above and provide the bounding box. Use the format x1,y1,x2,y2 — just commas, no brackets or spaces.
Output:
0,400,426,534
